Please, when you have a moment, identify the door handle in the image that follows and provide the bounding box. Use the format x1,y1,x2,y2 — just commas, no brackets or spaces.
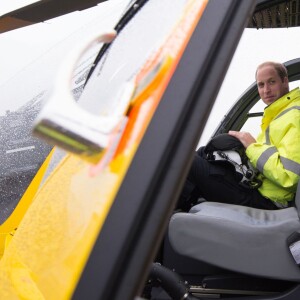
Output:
33,30,133,164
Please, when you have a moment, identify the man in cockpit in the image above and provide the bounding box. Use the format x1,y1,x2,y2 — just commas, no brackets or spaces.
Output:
179,61,300,211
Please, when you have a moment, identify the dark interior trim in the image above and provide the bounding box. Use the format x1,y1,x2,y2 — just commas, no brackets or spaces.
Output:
73,1,256,299
0,0,108,33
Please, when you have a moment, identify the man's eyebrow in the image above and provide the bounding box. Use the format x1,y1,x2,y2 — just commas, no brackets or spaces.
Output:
257,77,276,84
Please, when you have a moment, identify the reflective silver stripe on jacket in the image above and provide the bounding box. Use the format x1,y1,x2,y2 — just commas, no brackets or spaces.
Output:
265,106,300,145
281,157,300,176
265,127,270,145
257,147,300,176
274,106,300,121
257,147,277,173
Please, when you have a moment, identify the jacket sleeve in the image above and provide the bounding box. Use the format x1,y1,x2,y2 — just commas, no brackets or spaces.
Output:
246,115,300,191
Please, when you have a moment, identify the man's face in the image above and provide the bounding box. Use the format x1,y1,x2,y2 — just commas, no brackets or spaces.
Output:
256,65,289,106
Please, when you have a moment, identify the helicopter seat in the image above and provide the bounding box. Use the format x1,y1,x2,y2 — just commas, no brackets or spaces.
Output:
168,183,300,281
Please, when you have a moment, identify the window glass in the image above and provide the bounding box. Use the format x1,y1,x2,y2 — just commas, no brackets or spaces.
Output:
0,0,193,224
0,0,131,224
79,0,190,114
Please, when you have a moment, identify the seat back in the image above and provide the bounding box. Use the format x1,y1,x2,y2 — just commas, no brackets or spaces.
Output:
168,197,300,281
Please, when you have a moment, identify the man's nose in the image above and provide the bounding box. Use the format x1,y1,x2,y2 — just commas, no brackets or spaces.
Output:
264,84,271,93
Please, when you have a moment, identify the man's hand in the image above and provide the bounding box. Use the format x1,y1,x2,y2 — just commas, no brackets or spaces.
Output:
228,130,256,148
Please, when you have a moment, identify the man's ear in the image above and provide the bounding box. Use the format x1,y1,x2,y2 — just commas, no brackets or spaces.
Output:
284,76,289,89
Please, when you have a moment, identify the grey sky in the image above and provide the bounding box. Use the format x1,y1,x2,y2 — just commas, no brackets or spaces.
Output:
0,0,128,116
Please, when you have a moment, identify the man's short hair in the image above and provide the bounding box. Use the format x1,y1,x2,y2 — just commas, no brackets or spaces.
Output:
255,61,288,82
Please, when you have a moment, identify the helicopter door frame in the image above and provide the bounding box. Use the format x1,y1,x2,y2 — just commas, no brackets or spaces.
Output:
73,1,256,300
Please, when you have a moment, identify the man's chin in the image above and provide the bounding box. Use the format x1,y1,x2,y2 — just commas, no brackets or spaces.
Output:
264,97,275,105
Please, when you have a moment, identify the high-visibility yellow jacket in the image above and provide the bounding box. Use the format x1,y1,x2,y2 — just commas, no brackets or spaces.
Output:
246,87,300,207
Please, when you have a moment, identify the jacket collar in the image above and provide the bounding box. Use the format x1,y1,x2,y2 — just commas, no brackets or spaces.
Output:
264,87,300,117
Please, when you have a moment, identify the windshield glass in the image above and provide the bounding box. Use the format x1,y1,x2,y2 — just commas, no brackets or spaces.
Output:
0,94,52,224
0,0,131,224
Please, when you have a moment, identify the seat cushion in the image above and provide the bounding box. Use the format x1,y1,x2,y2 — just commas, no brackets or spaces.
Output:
169,202,300,281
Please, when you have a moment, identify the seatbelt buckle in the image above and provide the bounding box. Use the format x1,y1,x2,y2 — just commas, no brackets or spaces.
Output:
287,232,300,266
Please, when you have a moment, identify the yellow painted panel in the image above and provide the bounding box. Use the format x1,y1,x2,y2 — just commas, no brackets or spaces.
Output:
0,1,208,299
0,150,54,258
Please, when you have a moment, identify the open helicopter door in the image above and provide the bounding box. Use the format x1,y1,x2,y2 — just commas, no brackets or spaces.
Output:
0,0,131,272
71,1,255,300
0,0,255,299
